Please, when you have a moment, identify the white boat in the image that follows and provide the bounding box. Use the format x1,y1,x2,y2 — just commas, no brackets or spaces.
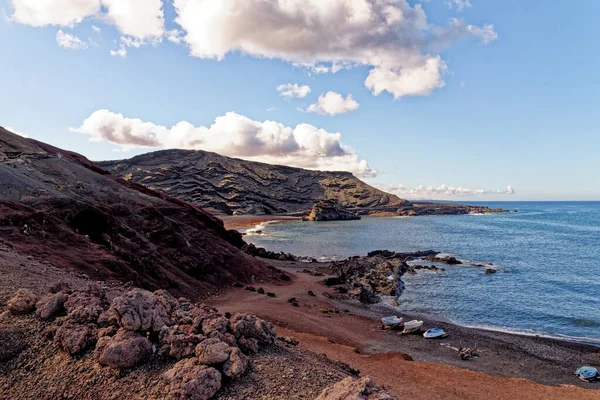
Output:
423,327,447,339
381,316,403,326
403,320,423,331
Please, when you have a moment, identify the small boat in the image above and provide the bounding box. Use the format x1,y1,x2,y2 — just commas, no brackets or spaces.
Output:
401,320,424,334
381,316,403,327
575,366,598,382
423,327,447,339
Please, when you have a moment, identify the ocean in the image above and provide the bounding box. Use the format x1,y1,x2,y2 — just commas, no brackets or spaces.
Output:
246,201,600,344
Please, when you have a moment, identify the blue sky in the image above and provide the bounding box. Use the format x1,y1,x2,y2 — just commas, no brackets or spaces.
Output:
1,0,599,200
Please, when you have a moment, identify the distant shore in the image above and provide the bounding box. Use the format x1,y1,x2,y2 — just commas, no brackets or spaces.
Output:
207,258,600,399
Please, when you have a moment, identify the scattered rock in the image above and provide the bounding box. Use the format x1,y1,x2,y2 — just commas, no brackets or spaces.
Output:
64,284,108,323
97,329,153,369
316,376,395,400
232,282,244,288
164,359,222,400
308,291,316,297
36,292,68,320
266,292,276,298
7,289,39,314
245,286,256,292
257,287,265,294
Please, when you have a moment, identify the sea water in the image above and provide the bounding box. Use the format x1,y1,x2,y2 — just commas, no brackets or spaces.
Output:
247,202,600,343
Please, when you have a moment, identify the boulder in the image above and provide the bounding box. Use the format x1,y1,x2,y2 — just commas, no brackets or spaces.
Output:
106,288,178,332
223,347,249,378
164,359,222,400
236,336,259,354
159,326,206,359
229,313,276,346
54,322,98,355
7,289,39,314
200,315,229,336
316,377,395,400
36,292,68,319
358,285,381,305
64,284,108,323
97,329,153,369
195,338,230,365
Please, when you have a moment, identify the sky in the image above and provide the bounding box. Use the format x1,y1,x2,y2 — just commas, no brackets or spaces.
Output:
0,0,599,201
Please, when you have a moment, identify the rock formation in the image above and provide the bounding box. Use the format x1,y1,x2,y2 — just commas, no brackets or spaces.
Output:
303,200,361,221
3,286,277,399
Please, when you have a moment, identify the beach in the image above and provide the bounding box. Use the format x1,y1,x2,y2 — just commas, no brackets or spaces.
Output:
207,258,600,399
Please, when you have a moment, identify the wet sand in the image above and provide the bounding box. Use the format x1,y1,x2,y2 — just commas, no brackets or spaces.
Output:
207,259,600,400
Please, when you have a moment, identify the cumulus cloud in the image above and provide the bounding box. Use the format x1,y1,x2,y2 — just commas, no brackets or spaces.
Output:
172,0,497,99
56,29,88,50
92,25,100,33
306,92,360,116
277,83,311,99
375,184,515,200
110,36,145,57
11,0,164,39
71,109,377,178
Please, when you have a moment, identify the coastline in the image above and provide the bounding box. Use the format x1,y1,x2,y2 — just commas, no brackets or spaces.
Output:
207,259,600,398
221,215,301,231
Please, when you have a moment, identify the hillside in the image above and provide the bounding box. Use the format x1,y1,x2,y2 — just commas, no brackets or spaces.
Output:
0,127,281,299
99,149,509,217
99,149,412,216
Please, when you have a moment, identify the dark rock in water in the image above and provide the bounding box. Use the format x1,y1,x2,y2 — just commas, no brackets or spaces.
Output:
303,200,361,222
485,268,497,274
425,255,462,265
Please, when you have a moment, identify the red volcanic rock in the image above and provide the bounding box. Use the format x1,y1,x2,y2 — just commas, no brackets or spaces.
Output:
106,288,178,333
164,359,222,400
54,322,98,355
36,292,68,319
0,127,280,299
97,329,153,369
7,289,39,314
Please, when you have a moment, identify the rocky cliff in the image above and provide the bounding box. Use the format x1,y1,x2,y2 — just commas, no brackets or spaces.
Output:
0,127,282,298
303,200,361,221
98,149,414,216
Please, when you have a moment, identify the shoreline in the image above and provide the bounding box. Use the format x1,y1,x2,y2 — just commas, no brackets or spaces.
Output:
207,259,600,398
221,215,301,231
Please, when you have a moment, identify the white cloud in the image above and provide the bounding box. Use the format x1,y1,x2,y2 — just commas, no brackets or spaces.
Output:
266,106,276,112
92,25,100,33
375,184,515,200
110,35,144,57
101,0,164,40
446,0,471,11
72,109,377,178
11,0,164,39
56,29,88,50
5,126,29,138
166,29,184,44
10,0,100,27
277,83,311,99
172,0,497,99
306,92,360,116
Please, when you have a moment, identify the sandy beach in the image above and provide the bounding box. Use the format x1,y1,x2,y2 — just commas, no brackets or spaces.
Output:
221,215,302,231
207,258,600,400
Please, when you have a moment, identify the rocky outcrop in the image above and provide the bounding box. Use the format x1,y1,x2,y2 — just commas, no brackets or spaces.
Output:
36,292,68,319
317,376,395,400
0,128,281,298
303,200,361,221
320,250,443,304
2,285,277,398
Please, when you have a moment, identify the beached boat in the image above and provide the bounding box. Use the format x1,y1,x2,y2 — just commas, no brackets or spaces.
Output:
401,320,424,334
575,366,598,382
423,327,448,339
381,316,403,327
